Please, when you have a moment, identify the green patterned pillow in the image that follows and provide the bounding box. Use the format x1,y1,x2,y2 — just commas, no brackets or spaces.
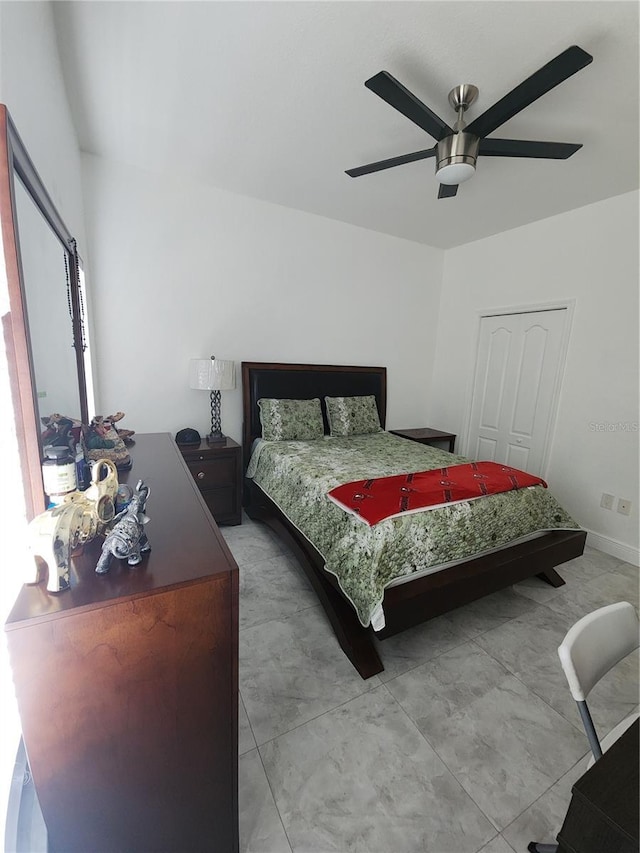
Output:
258,398,324,441
325,395,382,437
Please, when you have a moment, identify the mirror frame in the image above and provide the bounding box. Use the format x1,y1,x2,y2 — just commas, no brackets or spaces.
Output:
0,104,88,519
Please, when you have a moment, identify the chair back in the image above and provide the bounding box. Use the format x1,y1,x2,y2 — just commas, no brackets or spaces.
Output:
558,601,639,702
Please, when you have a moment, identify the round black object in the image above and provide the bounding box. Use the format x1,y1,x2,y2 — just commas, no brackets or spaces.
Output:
175,428,201,446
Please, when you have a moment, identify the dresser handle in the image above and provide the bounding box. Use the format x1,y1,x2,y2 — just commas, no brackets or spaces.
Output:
197,472,205,480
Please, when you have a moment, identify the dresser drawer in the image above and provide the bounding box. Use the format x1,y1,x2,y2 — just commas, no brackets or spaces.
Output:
185,455,236,488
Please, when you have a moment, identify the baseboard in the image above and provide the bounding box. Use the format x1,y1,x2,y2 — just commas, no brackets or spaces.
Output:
585,529,640,567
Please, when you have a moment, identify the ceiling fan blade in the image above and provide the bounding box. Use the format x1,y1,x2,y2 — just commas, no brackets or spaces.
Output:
346,146,437,177
465,46,593,139
479,138,582,159
365,71,453,141
438,183,458,199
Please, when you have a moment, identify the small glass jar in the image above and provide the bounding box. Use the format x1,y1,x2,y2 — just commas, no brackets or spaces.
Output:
42,445,77,504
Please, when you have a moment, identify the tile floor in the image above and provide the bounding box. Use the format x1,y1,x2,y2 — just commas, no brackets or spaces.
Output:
223,515,639,853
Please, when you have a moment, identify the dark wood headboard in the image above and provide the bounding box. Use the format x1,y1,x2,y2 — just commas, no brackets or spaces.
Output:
241,362,387,463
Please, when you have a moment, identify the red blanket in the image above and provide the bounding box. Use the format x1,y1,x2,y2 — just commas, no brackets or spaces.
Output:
327,461,547,526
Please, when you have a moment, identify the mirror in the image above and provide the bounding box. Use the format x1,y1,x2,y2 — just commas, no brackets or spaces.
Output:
0,104,90,518
14,177,83,424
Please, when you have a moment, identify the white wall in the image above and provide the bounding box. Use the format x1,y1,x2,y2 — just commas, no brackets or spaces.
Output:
80,154,444,443
0,1,85,240
429,191,640,562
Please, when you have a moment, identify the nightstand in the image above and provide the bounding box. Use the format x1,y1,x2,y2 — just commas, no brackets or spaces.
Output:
178,437,242,525
389,428,456,454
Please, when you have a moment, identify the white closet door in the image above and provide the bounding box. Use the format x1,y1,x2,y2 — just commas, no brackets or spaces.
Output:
467,309,567,476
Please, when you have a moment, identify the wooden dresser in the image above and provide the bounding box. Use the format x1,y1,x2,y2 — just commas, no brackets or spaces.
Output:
5,433,239,852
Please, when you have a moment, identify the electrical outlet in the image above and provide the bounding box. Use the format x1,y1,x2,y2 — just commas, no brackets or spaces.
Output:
617,498,632,516
600,493,614,510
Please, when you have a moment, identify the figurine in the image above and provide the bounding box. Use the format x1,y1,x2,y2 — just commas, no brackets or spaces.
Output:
103,411,135,444
83,414,133,469
84,424,116,450
83,459,119,524
41,413,81,453
27,458,119,593
28,500,98,592
95,480,151,575
88,412,135,446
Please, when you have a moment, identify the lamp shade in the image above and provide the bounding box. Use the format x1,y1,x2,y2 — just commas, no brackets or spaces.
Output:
189,358,236,392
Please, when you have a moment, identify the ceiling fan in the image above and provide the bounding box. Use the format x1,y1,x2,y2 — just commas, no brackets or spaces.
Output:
346,45,593,198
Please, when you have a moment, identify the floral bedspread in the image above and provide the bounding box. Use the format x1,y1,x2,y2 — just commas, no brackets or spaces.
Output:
246,432,581,628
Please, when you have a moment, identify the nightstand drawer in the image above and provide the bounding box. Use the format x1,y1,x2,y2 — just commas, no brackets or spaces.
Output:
185,456,236,488
201,487,236,520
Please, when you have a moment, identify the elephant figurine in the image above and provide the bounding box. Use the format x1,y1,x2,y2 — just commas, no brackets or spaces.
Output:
28,499,100,592
27,458,119,593
95,480,151,575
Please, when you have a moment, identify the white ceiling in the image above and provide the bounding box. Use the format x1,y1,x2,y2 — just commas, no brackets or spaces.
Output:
53,1,639,249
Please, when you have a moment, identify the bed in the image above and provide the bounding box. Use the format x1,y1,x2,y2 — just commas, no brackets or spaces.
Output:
242,361,586,679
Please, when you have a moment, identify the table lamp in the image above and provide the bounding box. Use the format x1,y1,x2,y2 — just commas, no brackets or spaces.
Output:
189,356,235,444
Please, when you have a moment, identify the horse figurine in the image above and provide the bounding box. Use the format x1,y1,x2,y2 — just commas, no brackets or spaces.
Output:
95,480,151,575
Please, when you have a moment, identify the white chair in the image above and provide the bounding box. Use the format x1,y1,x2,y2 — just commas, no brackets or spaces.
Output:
528,601,640,853
558,600,639,765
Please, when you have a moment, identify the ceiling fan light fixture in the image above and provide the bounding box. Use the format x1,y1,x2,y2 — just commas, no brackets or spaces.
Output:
436,131,480,184
436,160,476,185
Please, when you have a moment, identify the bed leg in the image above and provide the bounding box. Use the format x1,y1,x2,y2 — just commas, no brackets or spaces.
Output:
536,567,565,588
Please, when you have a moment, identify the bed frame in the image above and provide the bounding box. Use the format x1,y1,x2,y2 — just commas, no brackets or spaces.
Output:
241,361,587,679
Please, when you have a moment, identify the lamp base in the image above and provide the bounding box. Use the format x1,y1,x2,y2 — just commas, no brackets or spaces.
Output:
206,431,227,445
